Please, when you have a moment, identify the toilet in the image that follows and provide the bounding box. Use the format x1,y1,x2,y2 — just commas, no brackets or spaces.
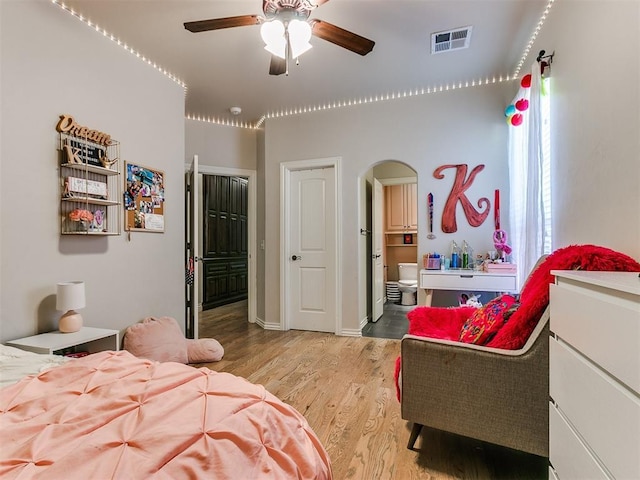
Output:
397,262,418,305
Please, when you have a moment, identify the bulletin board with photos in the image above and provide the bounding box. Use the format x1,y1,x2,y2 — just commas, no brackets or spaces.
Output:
124,162,165,232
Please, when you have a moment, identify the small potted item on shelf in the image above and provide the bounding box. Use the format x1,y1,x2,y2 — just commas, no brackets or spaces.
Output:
68,208,94,232
484,261,517,273
423,253,441,270
91,209,105,232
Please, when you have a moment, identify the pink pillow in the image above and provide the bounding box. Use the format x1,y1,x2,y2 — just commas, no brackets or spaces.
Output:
124,316,188,363
186,338,224,363
458,295,518,345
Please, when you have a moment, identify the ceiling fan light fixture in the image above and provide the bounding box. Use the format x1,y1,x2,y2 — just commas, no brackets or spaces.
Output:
288,19,313,58
264,38,286,59
261,20,286,58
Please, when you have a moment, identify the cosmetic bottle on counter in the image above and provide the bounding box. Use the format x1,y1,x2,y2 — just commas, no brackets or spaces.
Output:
462,240,470,269
451,241,459,270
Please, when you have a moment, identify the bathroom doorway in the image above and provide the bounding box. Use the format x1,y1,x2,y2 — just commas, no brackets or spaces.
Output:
361,161,418,339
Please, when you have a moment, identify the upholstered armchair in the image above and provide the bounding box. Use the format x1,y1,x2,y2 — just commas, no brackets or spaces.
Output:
401,307,550,456
397,245,640,458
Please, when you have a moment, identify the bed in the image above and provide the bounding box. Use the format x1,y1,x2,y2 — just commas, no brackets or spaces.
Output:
0,346,332,479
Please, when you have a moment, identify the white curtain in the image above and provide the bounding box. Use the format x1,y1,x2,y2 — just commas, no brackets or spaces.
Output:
508,63,546,289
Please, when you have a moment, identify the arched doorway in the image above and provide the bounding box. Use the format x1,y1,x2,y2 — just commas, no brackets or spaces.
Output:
361,160,418,339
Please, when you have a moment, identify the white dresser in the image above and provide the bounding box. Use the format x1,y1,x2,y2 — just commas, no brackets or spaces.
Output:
549,270,640,480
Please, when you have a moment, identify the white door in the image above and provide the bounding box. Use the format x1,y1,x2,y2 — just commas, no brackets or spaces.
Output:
185,155,199,339
288,167,336,332
372,178,384,322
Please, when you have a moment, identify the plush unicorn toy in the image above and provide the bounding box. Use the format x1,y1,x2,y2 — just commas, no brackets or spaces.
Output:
465,294,483,308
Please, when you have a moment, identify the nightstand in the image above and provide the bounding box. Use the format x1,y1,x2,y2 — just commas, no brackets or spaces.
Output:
6,327,120,355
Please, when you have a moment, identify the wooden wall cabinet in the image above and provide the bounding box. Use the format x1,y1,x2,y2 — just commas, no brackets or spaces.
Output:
58,133,121,236
385,183,417,233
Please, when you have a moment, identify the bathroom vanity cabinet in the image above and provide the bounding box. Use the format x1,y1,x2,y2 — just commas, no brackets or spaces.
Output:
384,183,417,233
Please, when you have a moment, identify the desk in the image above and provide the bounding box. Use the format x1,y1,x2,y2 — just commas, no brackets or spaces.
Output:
420,269,517,306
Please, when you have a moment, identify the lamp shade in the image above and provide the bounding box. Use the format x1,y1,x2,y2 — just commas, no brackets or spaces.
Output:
56,281,86,311
261,20,286,59
288,19,312,58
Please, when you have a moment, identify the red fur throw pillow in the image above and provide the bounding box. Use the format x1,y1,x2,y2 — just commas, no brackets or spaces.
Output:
458,294,518,345
486,244,640,350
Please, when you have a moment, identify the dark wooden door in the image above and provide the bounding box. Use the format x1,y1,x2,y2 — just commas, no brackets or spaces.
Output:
202,175,248,310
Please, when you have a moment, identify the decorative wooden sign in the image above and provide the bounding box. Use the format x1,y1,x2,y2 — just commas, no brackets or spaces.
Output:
433,163,490,233
56,114,112,146
56,114,118,169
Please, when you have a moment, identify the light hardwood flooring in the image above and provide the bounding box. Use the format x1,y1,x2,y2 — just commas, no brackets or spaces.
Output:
198,301,548,480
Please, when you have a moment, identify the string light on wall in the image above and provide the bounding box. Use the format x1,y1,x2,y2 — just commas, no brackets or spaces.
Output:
255,0,552,125
185,114,254,130
512,0,555,79
54,0,553,129
258,74,512,122
50,0,187,90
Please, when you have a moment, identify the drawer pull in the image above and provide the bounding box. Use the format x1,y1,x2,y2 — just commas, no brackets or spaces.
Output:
460,275,474,278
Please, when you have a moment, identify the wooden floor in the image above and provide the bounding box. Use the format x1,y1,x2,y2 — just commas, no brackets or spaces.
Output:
198,302,548,480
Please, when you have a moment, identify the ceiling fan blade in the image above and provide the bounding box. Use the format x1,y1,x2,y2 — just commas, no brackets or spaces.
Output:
184,15,260,33
311,19,374,56
269,55,287,76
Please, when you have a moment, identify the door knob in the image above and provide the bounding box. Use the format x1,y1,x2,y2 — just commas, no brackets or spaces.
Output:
372,254,381,259
291,255,302,261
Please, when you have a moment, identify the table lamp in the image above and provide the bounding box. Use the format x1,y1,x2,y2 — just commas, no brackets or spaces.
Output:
56,281,85,333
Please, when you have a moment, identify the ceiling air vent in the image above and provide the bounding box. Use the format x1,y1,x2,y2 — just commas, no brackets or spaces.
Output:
431,26,472,54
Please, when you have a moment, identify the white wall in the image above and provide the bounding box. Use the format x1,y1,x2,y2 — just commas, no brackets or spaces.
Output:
263,84,509,333
533,0,639,257
185,119,257,170
0,1,185,342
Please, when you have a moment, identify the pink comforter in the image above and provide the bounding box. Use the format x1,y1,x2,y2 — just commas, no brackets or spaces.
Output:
0,351,332,479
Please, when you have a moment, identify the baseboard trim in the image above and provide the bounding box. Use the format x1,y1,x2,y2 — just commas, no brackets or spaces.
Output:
262,321,283,331
254,316,283,330
339,328,363,337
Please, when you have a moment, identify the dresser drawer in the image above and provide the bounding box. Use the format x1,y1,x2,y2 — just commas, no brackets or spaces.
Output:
550,338,640,479
549,405,609,480
419,272,516,292
550,283,640,392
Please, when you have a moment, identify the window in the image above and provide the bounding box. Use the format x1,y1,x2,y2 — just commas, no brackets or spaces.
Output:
540,77,552,254
507,65,552,287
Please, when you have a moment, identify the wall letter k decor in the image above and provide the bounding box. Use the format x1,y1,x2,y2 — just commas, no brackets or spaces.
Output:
434,164,490,233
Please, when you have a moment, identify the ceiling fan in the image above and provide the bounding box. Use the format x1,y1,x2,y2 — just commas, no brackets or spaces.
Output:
184,0,375,76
